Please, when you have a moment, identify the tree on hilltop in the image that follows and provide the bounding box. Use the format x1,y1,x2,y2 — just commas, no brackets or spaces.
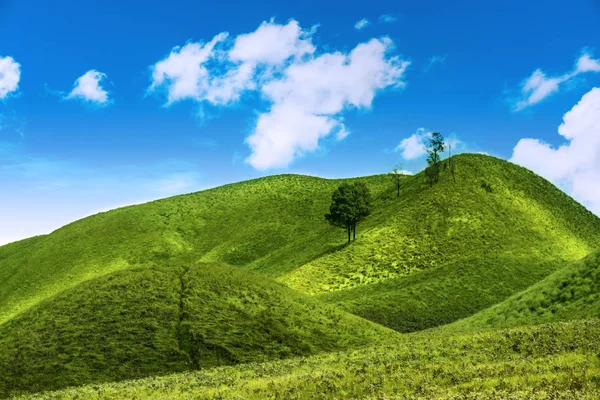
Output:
325,182,372,243
425,132,445,186
389,165,403,197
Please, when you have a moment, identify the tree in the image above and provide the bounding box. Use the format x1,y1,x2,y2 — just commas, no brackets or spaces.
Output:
425,132,445,186
325,182,372,243
388,165,403,197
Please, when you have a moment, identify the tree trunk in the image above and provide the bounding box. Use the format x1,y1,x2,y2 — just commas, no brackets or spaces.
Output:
347,225,351,243
353,223,356,240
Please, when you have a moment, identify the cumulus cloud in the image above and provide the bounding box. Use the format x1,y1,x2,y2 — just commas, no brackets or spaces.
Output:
149,19,410,170
513,52,600,111
511,87,600,213
395,128,431,159
378,14,397,23
67,70,110,105
354,18,370,30
247,38,408,169
0,56,21,99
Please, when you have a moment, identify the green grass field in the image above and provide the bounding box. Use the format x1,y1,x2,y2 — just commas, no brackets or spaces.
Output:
1,153,600,398
16,319,600,399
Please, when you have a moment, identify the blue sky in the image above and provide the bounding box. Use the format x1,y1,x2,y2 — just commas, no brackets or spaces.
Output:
1,0,600,244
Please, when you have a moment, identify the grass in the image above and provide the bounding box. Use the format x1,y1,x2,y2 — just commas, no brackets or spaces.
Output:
2,154,599,334
0,262,398,398
448,249,600,332
15,318,600,399
2,153,600,397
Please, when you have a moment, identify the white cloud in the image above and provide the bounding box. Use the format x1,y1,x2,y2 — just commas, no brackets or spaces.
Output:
354,18,370,30
149,32,229,105
576,54,600,73
229,19,315,64
511,87,600,214
513,52,600,111
149,20,410,170
378,14,397,23
67,70,110,105
395,128,429,159
0,56,21,99
247,38,409,169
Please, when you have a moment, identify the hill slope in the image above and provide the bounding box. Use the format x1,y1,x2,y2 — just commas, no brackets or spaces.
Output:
0,262,398,398
0,174,393,325
1,154,599,334
449,249,600,332
313,154,600,331
16,318,600,399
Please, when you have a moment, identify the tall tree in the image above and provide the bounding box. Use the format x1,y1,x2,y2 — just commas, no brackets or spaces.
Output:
325,182,372,243
389,165,403,197
425,132,445,186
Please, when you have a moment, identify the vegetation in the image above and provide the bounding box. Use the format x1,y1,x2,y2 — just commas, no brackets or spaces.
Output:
449,249,600,332
325,182,372,243
388,166,403,197
17,319,600,399
2,153,600,398
425,131,445,186
0,262,398,397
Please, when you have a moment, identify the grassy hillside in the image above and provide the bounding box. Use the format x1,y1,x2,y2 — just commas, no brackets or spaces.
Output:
449,249,600,332
0,174,391,325
314,155,600,331
17,318,600,399
0,262,398,398
1,154,599,335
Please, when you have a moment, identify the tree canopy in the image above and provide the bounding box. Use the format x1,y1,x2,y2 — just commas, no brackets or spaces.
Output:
325,182,372,243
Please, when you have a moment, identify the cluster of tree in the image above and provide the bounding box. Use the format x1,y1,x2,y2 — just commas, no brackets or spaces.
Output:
325,182,371,243
326,131,457,242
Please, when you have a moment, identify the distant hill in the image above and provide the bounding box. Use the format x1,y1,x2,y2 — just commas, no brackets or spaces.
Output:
0,262,398,397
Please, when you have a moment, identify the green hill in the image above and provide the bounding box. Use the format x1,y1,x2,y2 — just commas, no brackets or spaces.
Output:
16,318,600,399
2,153,600,398
448,249,600,332
0,262,398,397
1,154,599,334
314,154,600,331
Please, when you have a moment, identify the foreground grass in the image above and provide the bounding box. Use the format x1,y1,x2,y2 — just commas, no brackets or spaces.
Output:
17,319,600,399
0,262,397,398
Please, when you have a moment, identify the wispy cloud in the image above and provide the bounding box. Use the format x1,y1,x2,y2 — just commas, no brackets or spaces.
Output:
66,70,111,105
378,14,397,23
0,55,21,99
354,18,370,30
511,51,600,111
149,19,410,170
423,54,447,72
